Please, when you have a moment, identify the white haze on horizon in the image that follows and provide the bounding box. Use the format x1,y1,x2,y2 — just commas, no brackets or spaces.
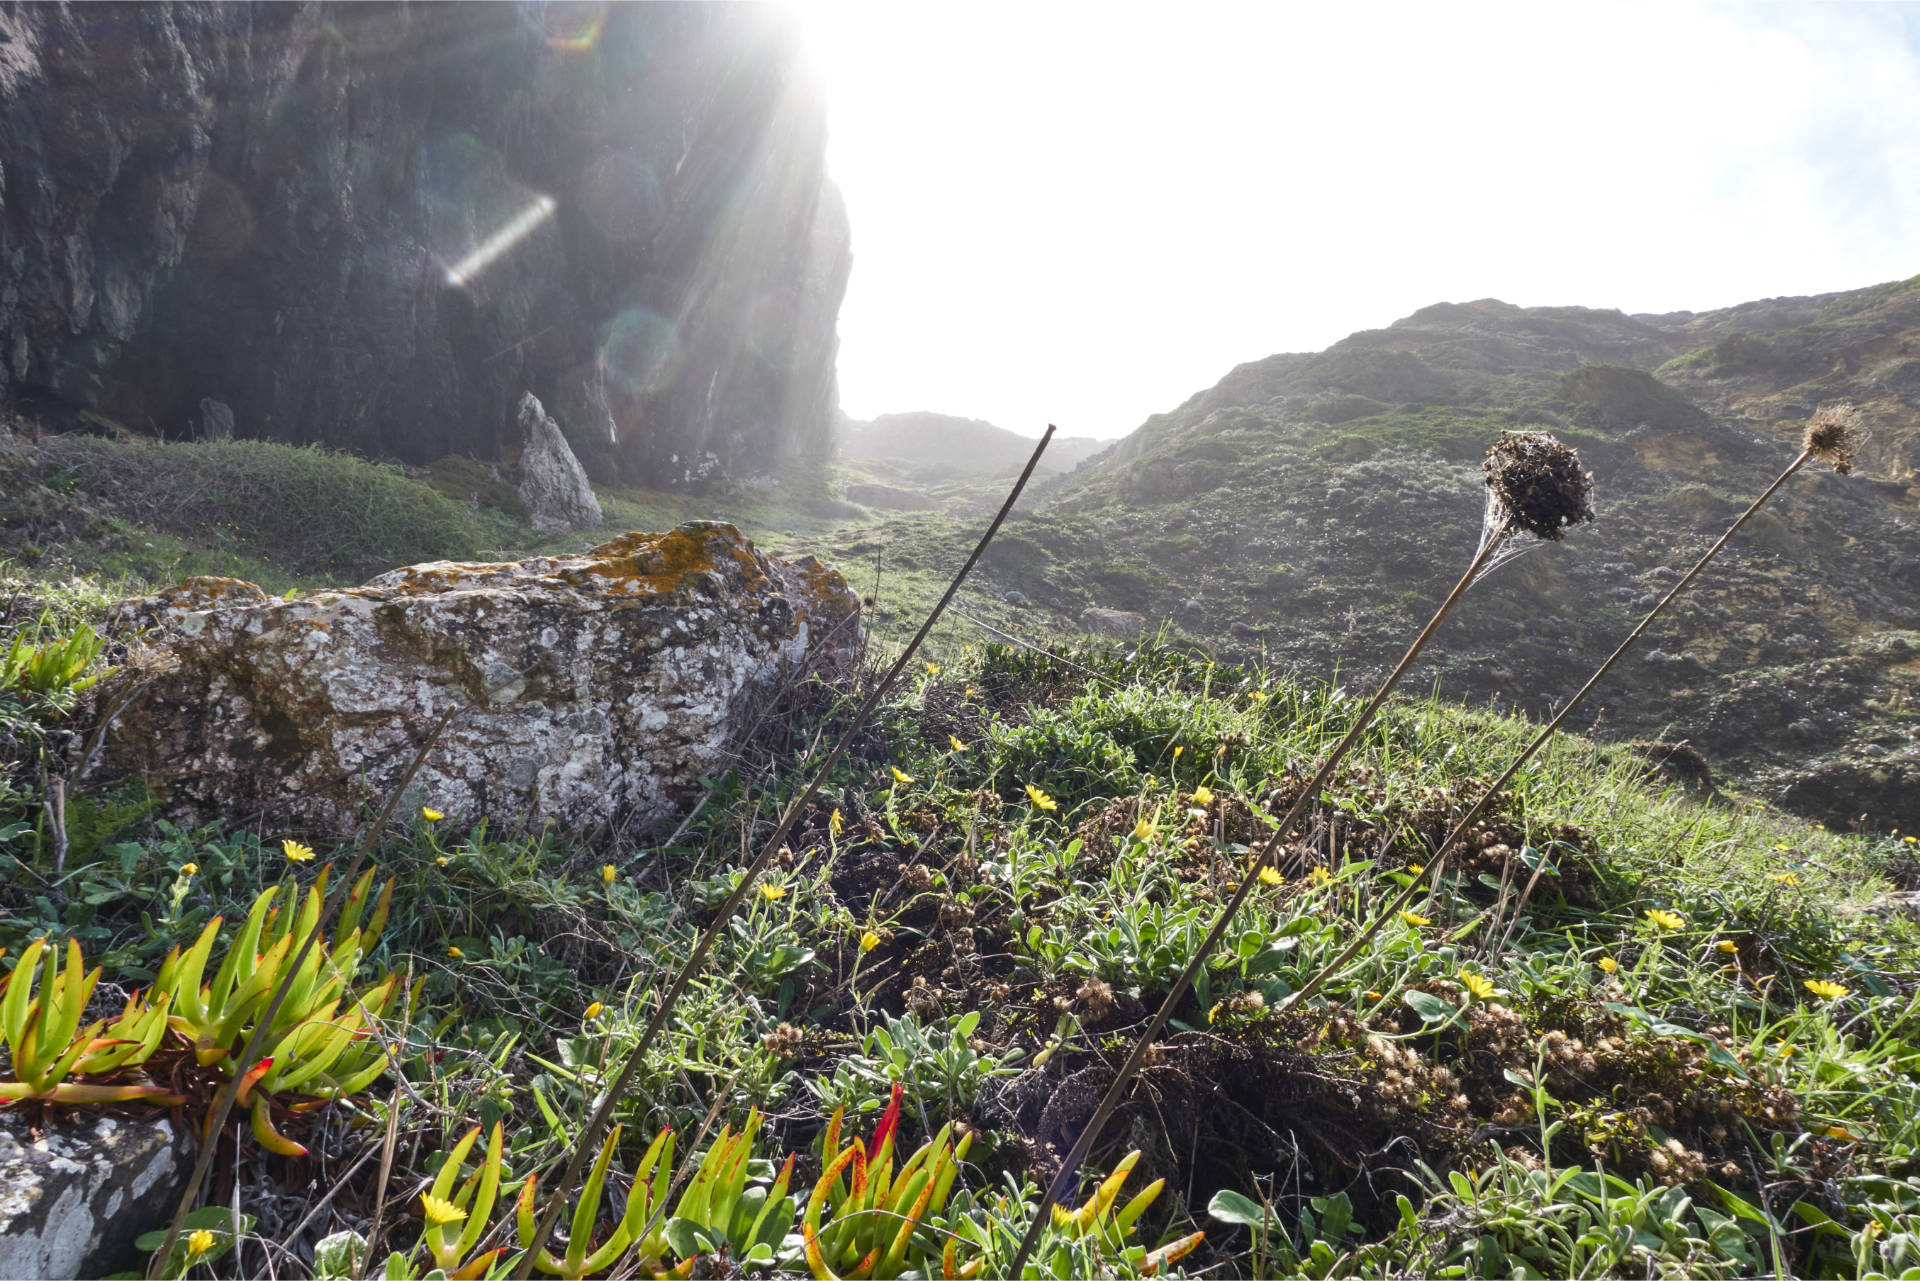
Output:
796,1,1920,441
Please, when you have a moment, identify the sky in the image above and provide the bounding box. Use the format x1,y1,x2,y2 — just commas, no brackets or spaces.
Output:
794,1,1920,440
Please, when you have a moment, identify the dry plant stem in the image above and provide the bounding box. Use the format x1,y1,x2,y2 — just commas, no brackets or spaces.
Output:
512,426,1057,1279
148,709,460,1279
1280,446,1816,1014
1007,526,1508,1277
356,1077,408,1281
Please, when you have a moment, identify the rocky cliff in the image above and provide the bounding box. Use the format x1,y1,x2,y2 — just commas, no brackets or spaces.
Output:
0,2,849,484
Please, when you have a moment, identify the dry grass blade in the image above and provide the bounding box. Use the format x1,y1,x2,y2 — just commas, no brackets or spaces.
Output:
510,426,1056,1278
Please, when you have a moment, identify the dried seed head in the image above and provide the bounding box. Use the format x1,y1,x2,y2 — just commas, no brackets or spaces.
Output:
1804,402,1865,474
1483,430,1596,541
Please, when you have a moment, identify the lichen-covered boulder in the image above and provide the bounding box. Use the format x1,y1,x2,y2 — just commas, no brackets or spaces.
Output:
0,1112,191,1281
92,523,861,836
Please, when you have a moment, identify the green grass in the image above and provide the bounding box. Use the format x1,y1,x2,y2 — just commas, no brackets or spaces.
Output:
6,638,1919,1278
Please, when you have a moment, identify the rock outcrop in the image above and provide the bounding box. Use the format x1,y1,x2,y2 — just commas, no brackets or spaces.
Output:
92,524,861,836
0,1112,191,1281
1079,608,1147,638
0,4,850,486
510,393,601,532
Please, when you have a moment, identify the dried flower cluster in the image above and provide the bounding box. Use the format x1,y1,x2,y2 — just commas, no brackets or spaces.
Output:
1483,430,1597,541
1804,401,1866,474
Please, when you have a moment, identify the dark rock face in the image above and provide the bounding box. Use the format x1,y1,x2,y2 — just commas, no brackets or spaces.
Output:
0,1111,191,1280
0,3,849,485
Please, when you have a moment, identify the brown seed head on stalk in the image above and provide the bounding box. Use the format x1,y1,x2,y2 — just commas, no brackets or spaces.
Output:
1483,430,1596,541
1804,402,1865,474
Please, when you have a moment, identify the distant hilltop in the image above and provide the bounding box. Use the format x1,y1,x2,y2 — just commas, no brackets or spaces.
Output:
837,411,1109,476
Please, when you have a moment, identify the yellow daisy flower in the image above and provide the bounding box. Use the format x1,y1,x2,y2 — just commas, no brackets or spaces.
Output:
180,862,199,876
1131,818,1157,842
1407,863,1425,875
422,807,444,822
890,766,915,785
760,882,787,901
1804,978,1850,1001
1458,971,1495,1001
447,946,463,959
1258,866,1283,886
860,930,880,952
602,863,617,884
435,856,448,866
1025,784,1057,811
584,1002,604,1019
1173,746,1184,760
1770,871,1801,887
420,1193,467,1226
950,735,968,752
1190,785,1214,805
925,662,940,675
1597,956,1619,974
1644,909,1685,931
830,808,845,837
1717,940,1739,954
282,839,315,863
187,1229,216,1258
1308,867,1332,885
1398,910,1431,927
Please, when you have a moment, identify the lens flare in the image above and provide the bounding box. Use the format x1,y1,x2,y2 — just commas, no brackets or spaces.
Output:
599,306,681,399
444,194,558,289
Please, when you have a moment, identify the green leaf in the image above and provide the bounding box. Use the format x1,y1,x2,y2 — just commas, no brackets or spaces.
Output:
664,1216,711,1261
1404,990,1453,1023
313,1231,367,1279
1207,1189,1272,1231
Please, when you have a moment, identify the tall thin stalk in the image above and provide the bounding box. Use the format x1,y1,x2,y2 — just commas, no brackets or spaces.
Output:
1280,425,1849,1012
512,426,1056,1277
1007,431,1595,1275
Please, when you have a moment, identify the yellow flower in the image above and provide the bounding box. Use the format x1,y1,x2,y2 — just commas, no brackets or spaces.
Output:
1173,746,1184,759
584,1002,604,1020
925,662,940,675
1191,785,1214,805
282,839,315,863
1216,745,1227,757
1258,866,1284,886
447,946,463,959
420,1193,467,1226
965,687,977,697
1597,956,1618,974
1308,867,1332,885
422,807,444,822
187,1229,216,1258
1398,910,1431,927
602,864,617,884
1207,1002,1221,1024
1458,971,1495,1001
1250,690,1269,703
1131,818,1157,842
1717,940,1740,954
1813,823,1825,831
860,930,880,952
830,808,845,837
890,766,915,785
179,862,199,876
950,735,968,752
435,856,448,866
1364,990,1383,1002
1906,835,1918,845
1772,843,1791,852
760,882,787,901
1770,871,1802,886
1644,909,1685,931
1407,863,1425,875
1804,978,1850,1001
1025,784,1057,811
